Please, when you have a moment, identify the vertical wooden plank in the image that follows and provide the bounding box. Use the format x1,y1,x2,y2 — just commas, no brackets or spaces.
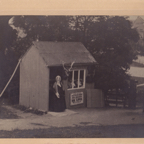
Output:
87,89,92,108
37,53,49,111
86,89,105,108
83,69,86,88
78,70,80,88
72,70,74,88
47,68,50,111
19,60,30,107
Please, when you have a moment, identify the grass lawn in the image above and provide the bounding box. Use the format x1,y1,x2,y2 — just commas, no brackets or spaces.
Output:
0,124,144,138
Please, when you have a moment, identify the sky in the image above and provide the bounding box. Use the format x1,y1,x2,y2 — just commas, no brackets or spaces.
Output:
129,16,144,21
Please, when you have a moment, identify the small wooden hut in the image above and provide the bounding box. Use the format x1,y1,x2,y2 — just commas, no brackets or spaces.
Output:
19,41,99,111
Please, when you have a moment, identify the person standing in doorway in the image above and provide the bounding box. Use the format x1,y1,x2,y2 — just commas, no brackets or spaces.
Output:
49,75,66,112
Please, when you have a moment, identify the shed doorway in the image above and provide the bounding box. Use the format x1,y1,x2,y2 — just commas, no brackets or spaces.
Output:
49,67,66,112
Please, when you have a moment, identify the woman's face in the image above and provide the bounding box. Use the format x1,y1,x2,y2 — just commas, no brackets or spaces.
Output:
56,76,61,82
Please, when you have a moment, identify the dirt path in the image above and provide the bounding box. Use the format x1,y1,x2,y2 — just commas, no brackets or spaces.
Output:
1,105,144,131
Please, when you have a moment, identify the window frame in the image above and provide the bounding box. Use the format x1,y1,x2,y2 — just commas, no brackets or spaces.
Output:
67,69,86,90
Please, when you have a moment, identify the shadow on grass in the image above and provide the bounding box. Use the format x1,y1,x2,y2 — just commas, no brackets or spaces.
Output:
0,106,19,119
0,124,144,138
12,104,47,115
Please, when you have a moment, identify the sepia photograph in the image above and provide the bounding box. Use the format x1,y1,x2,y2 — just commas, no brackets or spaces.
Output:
0,15,143,139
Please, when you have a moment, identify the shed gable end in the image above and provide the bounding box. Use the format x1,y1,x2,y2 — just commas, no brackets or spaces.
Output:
19,46,49,111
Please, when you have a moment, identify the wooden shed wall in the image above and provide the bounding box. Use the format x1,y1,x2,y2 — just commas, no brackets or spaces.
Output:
19,46,49,111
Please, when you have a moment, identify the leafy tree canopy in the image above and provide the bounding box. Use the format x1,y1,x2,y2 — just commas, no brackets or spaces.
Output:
10,16,140,90
0,16,18,93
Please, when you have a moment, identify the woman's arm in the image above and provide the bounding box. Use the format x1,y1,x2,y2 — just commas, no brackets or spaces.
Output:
53,82,60,98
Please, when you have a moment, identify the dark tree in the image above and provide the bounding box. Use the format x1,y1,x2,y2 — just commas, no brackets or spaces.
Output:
0,16,18,100
11,16,140,91
12,16,72,58
68,16,139,90
91,16,139,90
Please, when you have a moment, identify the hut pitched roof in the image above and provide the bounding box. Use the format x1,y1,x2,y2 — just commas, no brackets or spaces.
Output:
33,41,97,66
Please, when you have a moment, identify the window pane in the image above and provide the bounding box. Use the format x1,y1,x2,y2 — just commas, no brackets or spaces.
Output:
68,71,72,88
79,70,84,87
74,71,78,88
67,70,85,89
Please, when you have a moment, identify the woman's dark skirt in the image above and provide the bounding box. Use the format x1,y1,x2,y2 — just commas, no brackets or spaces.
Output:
49,88,66,112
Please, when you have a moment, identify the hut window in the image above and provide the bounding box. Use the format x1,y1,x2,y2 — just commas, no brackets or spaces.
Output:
68,69,86,89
